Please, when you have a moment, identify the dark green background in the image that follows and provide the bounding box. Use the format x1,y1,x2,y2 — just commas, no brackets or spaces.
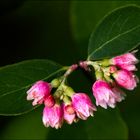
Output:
0,0,140,139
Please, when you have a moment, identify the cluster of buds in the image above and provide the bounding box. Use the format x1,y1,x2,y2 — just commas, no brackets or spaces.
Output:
27,51,139,129
80,51,139,109
27,65,96,129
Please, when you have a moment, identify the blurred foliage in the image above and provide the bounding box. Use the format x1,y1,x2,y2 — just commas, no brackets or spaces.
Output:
47,108,127,140
119,52,140,139
0,107,128,139
0,0,140,140
1,107,49,139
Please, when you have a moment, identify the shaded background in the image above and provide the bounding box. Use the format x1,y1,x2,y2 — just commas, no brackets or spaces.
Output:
0,0,140,139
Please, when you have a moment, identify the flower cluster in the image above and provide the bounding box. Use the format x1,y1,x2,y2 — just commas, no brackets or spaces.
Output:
87,52,138,109
27,65,96,129
26,52,139,129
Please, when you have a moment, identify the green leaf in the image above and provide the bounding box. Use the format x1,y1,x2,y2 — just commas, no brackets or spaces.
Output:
0,59,66,116
88,5,140,60
46,108,128,140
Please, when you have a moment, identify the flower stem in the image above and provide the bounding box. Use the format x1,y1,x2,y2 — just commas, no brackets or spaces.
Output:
53,64,78,98
79,60,100,71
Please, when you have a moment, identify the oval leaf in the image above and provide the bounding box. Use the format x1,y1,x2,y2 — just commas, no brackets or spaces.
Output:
88,5,140,60
0,59,66,115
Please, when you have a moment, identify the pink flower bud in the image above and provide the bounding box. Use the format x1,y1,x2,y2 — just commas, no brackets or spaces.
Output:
63,103,76,124
42,104,63,129
119,64,137,71
111,53,138,71
92,80,120,109
44,95,55,108
72,93,96,120
112,87,126,102
27,80,51,106
109,66,117,73
113,70,138,90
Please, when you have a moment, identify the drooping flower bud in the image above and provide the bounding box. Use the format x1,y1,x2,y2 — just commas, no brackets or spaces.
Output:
42,104,63,129
92,80,119,109
109,66,117,73
119,64,137,71
111,53,138,71
27,80,51,106
113,70,138,90
112,87,126,102
44,95,55,108
63,103,76,124
72,93,96,120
